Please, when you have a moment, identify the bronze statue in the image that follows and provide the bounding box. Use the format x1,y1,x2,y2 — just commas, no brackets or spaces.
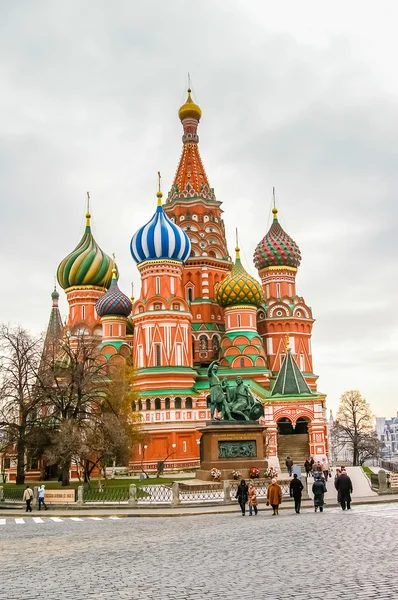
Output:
207,362,264,422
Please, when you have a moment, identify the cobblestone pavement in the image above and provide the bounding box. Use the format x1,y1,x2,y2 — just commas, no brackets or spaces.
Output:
1,503,397,600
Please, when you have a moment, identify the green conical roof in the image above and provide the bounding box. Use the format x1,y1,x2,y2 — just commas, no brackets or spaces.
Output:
271,349,312,396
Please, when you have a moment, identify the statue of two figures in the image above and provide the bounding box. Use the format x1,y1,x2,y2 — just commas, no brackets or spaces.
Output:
207,361,265,422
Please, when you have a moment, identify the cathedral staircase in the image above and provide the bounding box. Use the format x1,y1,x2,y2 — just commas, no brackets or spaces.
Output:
277,434,310,473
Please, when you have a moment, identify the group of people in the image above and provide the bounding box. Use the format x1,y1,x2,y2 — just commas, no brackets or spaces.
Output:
235,464,354,516
304,457,330,480
312,466,353,513
23,484,48,512
236,478,284,516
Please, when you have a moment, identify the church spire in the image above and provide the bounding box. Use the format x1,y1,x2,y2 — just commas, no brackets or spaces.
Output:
167,87,215,203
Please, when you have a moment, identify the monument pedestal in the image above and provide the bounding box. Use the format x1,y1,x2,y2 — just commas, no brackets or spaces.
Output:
196,422,268,481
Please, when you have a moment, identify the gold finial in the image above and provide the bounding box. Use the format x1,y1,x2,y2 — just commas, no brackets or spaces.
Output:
156,171,163,206
111,253,117,279
284,334,291,351
86,191,91,226
131,280,134,303
272,187,278,221
235,227,240,259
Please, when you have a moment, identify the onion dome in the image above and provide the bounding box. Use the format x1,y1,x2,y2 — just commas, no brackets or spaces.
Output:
253,207,301,270
216,247,263,308
178,88,202,122
130,190,191,264
51,286,59,300
95,268,132,318
57,210,114,289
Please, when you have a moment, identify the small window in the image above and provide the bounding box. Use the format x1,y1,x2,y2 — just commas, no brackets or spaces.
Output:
155,398,161,410
175,397,182,410
185,398,193,409
237,315,241,327
155,345,161,367
276,283,281,298
176,344,182,366
146,400,151,411
187,288,193,302
183,441,187,453
154,303,161,311
82,305,85,320
4,458,10,469
240,358,244,368
139,306,144,313
110,324,113,336
165,398,171,410
173,303,180,311
155,277,160,295
199,335,208,351
131,402,136,412
138,400,142,411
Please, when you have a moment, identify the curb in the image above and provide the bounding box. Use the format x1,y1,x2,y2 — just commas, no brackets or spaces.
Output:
1,496,398,518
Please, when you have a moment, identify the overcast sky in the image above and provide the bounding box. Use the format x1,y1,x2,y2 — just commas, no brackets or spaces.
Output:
0,1,397,417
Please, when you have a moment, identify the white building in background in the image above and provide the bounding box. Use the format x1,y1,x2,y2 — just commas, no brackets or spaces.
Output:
379,413,398,460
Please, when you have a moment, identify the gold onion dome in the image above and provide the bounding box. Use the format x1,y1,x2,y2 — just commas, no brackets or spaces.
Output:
178,88,202,122
216,247,263,308
57,211,114,290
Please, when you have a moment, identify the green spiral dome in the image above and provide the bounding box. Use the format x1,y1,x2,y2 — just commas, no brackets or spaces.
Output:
57,213,114,290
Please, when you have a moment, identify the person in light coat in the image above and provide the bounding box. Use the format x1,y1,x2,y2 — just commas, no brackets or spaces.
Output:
23,485,33,512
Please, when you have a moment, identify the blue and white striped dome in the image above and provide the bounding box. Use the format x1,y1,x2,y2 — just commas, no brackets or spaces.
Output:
130,197,191,264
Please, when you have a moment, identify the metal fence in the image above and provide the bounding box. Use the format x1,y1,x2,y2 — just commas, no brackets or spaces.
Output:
179,483,224,503
137,485,172,504
83,486,129,504
2,487,24,503
229,479,291,501
380,460,398,473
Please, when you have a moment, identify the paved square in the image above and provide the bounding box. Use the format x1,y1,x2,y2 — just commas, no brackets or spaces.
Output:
1,503,397,599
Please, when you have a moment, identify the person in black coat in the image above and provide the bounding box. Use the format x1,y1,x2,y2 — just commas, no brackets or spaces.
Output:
235,479,249,516
312,474,327,512
290,473,304,513
304,459,311,478
335,470,353,510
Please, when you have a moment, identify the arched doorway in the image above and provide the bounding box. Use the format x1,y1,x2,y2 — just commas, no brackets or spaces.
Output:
277,418,294,435
277,416,311,472
295,416,310,435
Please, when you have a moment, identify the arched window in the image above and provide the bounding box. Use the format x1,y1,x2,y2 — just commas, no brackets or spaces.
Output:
165,398,171,410
138,400,142,411
187,287,193,302
131,402,136,412
240,358,245,368
145,400,151,411
175,397,182,410
212,336,220,357
185,398,193,409
199,335,208,351
155,398,161,410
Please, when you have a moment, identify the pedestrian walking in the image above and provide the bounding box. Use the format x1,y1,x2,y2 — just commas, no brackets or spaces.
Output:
335,469,353,510
38,484,48,511
248,481,258,516
23,485,33,512
304,458,311,478
312,473,326,512
290,473,304,514
235,479,248,516
311,461,319,478
267,478,282,515
322,458,329,481
285,456,294,477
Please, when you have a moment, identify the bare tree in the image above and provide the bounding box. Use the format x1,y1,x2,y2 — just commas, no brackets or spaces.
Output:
332,390,380,466
39,333,141,486
0,325,45,484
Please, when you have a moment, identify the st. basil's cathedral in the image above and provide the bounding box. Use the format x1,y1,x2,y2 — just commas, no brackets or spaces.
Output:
49,89,328,473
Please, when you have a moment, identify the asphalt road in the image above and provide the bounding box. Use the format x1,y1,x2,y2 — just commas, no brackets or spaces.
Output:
1,503,397,600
